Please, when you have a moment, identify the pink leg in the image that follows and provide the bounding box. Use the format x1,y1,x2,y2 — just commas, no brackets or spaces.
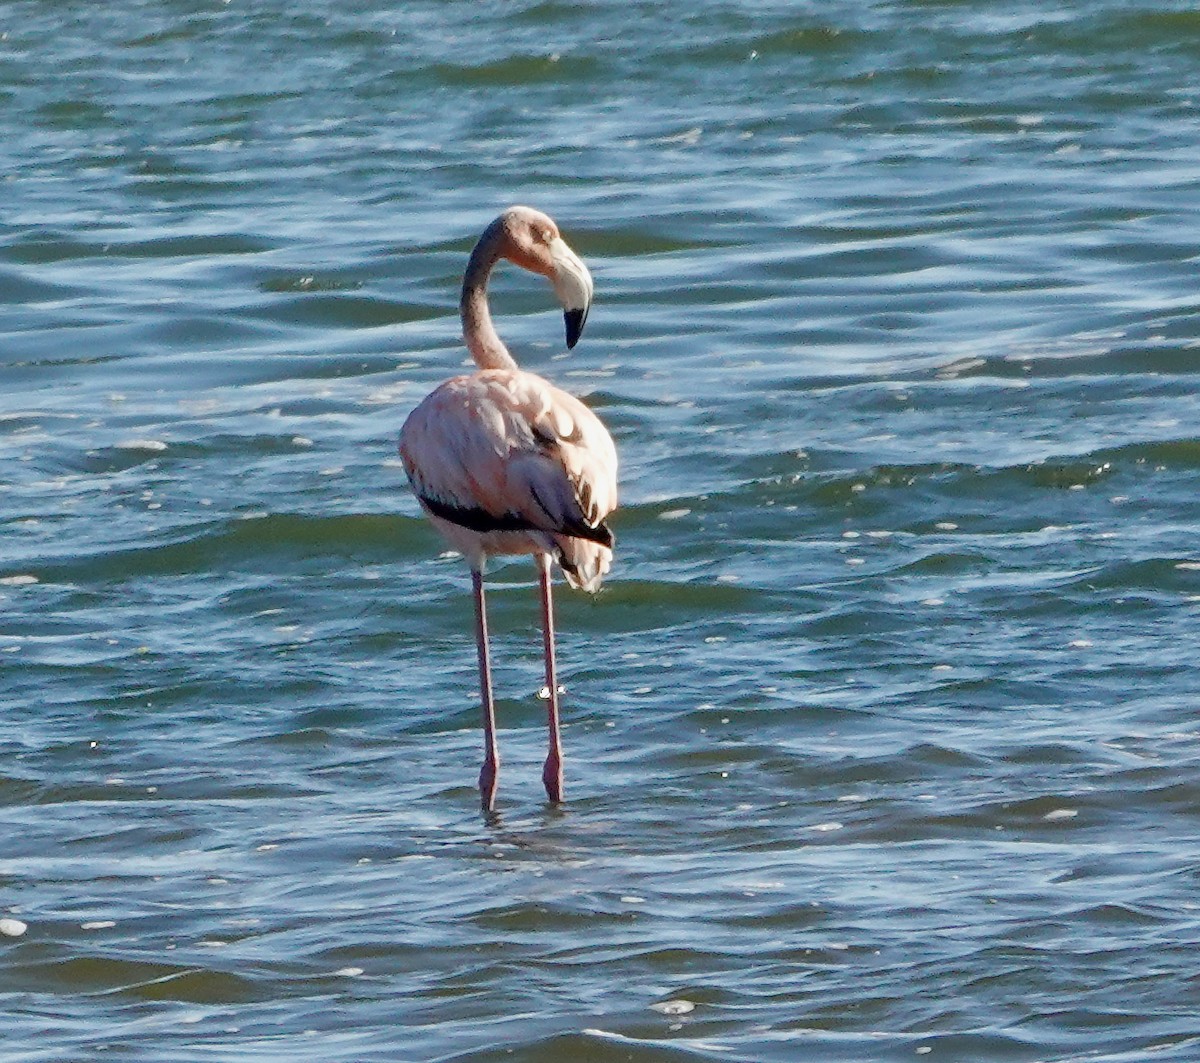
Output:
538,554,564,803
472,569,499,812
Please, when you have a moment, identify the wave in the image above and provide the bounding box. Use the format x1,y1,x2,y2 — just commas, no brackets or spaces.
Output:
15,512,430,585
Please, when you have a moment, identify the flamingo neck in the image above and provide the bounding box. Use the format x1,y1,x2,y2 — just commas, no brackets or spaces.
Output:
461,228,518,372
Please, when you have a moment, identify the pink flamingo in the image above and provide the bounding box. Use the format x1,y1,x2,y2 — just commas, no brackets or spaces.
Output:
399,207,618,812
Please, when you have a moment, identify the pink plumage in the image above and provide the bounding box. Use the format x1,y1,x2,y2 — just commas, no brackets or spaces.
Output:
401,368,616,591
399,207,618,812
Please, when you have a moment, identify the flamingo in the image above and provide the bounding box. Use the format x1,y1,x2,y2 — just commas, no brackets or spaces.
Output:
399,207,618,812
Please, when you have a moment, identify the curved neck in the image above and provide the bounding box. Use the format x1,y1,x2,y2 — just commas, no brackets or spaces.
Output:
460,223,518,372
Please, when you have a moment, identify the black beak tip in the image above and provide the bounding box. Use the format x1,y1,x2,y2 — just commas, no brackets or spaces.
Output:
564,307,588,349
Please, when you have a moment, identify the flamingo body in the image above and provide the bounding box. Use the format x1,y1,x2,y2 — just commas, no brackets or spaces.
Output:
400,367,616,591
398,207,617,811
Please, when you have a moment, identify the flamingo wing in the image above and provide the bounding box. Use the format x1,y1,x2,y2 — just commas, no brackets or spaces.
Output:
400,369,617,547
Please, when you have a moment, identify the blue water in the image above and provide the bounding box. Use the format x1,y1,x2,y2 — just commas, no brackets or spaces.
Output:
3,2,1200,1060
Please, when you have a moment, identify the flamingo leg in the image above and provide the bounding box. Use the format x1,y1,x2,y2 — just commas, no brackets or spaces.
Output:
472,568,499,811
538,554,564,803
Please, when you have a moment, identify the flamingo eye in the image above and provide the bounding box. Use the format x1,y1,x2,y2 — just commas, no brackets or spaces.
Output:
541,229,554,244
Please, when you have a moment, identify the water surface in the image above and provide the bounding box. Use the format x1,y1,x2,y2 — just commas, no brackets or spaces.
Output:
3,2,1200,1060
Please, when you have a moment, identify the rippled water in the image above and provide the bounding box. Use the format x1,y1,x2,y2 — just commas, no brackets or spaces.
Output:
4,1,1200,1060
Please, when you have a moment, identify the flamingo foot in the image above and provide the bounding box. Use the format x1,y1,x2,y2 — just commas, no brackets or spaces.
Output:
479,756,499,812
542,754,563,804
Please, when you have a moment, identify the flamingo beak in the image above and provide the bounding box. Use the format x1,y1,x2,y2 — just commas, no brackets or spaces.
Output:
564,307,587,350
549,237,593,349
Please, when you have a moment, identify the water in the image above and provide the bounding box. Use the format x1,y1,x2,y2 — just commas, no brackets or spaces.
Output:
3,1,1200,1059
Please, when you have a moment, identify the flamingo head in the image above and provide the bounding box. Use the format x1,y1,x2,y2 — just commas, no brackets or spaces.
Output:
498,206,594,349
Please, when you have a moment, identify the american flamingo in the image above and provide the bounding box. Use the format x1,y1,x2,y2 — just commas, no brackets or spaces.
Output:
399,207,617,812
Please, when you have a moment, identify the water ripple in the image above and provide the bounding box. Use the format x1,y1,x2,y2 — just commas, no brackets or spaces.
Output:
4,0,1200,1060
